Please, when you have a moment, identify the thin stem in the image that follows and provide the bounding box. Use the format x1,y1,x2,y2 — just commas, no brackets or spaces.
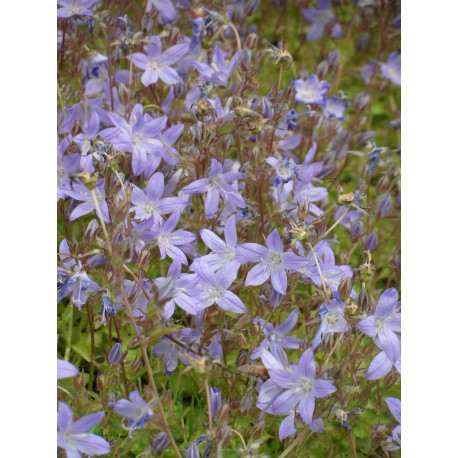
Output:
64,304,73,361
349,430,358,458
321,207,351,239
91,189,110,244
118,279,182,458
278,429,314,458
227,22,242,53
307,242,330,298
205,378,214,437
231,429,247,450
86,303,96,391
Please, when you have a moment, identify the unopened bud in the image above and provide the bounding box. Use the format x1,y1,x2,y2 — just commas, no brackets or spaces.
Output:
353,92,371,112
338,275,354,300
151,432,170,454
239,392,253,413
245,32,259,49
85,219,100,243
364,232,378,252
141,14,153,33
108,342,123,366
316,60,329,79
376,193,392,218
376,175,390,193
350,221,364,242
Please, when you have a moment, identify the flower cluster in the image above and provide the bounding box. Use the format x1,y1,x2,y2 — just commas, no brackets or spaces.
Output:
57,1,401,456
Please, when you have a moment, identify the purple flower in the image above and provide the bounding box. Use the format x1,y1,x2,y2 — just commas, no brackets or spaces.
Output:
357,288,401,363
57,359,78,379
109,390,153,433
137,210,196,268
192,261,246,314
237,229,305,294
323,96,349,120
181,158,246,219
57,0,99,18
148,0,177,24
153,328,201,374
193,45,238,87
57,143,80,201
384,397,401,451
302,0,334,42
72,114,102,173
251,309,302,359
311,297,348,349
65,180,110,222
196,214,240,271
265,157,298,186
130,36,189,86
100,105,166,176
130,172,186,223
361,60,376,84
365,348,401,380
293,74,330,105
156,274,201,318
258,347,336,425
58,239,101,308
57,402,110,457
60,98,109,133
381,51,401,86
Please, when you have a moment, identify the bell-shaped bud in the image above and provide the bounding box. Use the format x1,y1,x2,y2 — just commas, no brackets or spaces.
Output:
108,342,123,366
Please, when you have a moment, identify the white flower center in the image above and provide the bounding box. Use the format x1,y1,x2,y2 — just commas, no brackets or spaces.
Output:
265,251,283,269
300,378,314,394
374,316,387,333
149,60,160,71
157,235,169,249
143,201,157,215
57,167,68,185
224,248,235,261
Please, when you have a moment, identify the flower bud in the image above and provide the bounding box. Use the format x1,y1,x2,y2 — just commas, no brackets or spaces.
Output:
174,80,188,99
350,221,364,242
364,232,378,252
141,14,153,33
376,175,390,193
185,443,200,458
210,387,222,419
108,342,123,366
376,193,392,218
240,48,252,70
327,50,340,71
85,219,100,243
353,92,371,112
239,392,253,413
338,274,354,300
245,32,259,49
316,60,329,79
151,432,170,454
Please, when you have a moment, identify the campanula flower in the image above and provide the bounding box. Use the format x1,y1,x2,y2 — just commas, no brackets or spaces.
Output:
258,347,336,425
237,229,305,295
129,36,189,86
381,51,401,86
357,288,401,363
57,402,110,457
110,390,153,434
181,158,246,219
251,309,303,359
293,74,330,105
